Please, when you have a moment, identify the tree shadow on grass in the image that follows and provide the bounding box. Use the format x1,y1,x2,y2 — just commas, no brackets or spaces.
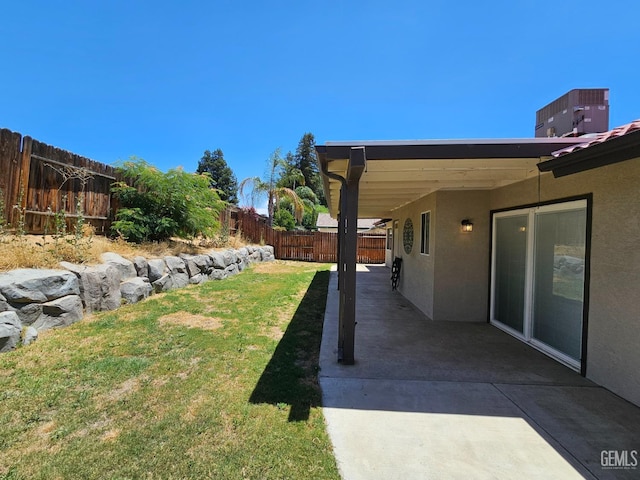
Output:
249,270,330,422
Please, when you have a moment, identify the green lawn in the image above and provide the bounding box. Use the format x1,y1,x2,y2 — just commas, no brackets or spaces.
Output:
0,261,340,480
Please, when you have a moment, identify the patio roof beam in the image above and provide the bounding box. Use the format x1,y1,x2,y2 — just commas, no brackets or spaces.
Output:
361,158,543,171
317,138,582,161
360,170,536,182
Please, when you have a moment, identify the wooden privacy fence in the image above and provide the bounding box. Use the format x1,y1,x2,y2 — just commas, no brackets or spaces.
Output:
234,209,386,263
277,231,386,263
0,127,386,263
0,128,120,234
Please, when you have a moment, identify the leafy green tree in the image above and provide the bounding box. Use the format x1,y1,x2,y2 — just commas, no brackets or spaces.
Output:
273,208,296,231
274,187,320,230
278,151,305,190
111,158,224,243
239,148,304,227
295,186,320,230
196,149,238,204
295,186,318,204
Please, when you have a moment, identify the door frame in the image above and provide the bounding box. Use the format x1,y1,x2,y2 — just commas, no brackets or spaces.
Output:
393,220,400,258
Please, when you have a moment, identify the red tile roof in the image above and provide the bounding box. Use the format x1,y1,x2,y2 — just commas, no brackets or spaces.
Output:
552,119,640,157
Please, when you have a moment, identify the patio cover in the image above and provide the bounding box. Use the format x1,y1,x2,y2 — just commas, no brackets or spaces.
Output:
317,137,585,219
315,136,585,365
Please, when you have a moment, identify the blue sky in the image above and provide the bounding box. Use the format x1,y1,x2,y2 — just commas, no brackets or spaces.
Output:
2,0,638,207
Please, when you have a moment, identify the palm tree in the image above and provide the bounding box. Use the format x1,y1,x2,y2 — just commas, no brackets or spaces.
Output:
278,152,306,191
239,149,304,227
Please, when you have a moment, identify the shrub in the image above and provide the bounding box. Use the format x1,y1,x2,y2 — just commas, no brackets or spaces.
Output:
111,158,224,243
273,208,296,231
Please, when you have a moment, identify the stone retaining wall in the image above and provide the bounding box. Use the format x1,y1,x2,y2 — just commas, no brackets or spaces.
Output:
0,245,275,352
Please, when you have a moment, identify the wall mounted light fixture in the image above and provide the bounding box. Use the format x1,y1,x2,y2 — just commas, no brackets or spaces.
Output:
461,219,473,233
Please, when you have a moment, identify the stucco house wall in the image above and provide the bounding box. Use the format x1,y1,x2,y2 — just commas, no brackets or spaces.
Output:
433,190,490,322
489,156,640,408
391,193,437,320
388,190,489,322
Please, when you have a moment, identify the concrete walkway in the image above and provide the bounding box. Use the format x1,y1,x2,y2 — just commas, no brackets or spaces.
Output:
319,265,640,480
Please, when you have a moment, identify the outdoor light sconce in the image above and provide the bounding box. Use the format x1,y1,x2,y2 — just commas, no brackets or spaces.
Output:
461,219,473,233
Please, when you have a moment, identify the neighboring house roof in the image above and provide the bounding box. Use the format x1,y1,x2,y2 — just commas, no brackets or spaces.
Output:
316,212,380,230
316,137,585,218
538,119,640,177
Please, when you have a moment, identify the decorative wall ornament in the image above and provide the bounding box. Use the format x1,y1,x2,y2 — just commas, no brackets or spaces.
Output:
403,218,414,254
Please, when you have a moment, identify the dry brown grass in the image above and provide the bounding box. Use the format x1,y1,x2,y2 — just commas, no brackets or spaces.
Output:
0,233,250,272
251,260,319,275
157,312,224,331
104,377,141,403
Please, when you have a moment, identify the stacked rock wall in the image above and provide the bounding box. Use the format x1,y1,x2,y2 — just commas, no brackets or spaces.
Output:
0,245,275,352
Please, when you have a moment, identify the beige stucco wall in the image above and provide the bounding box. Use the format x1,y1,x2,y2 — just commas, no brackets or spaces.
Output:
489,158,640,407
391,190,489,322
433,191,490,322
393,193,437,319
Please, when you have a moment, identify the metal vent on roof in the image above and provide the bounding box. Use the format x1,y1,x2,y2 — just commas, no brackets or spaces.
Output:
578,89,606,105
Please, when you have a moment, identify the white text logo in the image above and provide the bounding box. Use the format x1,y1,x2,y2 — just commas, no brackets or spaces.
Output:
600,450,638,470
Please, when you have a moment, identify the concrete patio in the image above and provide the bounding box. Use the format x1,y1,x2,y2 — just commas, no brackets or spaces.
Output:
319,265,640,479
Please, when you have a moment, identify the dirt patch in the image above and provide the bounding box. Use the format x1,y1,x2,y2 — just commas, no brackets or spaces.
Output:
152,377,169,388
183,394,208,421
251,260,318,275
105,377,140,403
71,417,113,440
101,428,121,441
266,325,284,340
37,420,57,437
158,312,224,331
12,420,63,461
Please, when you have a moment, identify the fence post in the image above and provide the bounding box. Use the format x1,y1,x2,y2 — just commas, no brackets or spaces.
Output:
0,129,21,227
20,136,32,197
15,136,32,226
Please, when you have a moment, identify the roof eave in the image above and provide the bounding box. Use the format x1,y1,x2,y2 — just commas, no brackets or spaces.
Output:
538,129,640,177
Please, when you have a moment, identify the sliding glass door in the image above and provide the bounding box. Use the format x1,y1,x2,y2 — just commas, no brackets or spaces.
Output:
493,214,528,334
491,200,588,370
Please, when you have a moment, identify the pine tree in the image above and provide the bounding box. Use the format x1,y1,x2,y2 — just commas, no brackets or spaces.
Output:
294,133,325,205
278,151,305,190
196,149,238,204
